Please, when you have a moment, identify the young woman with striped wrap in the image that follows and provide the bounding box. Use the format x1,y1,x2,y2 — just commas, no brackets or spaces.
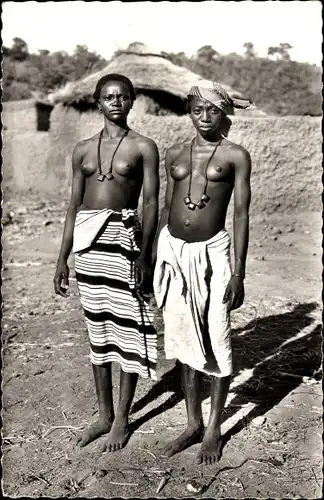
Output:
54,74,159,452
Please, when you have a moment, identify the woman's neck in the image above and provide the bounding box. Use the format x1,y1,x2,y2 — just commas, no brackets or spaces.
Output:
195,129,223,147
103,118,129,139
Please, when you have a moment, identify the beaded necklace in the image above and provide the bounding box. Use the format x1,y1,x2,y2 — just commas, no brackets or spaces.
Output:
183,137,222,210
97,128,129,181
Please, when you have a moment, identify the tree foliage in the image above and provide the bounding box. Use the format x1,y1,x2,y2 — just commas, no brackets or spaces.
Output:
162,43,322,116
2,38,108,100
268,43,293,61
243,42,257,59
2,38,321,116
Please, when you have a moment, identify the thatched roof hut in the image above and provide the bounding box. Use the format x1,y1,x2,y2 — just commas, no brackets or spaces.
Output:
47,42,264,116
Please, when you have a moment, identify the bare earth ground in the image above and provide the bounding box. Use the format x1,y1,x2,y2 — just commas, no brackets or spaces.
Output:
1,200,322,498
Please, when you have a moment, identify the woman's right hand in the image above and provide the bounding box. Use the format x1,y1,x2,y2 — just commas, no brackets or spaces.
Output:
53,261,70,298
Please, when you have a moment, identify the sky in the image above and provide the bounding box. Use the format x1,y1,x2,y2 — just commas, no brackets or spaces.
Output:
2,1,323,65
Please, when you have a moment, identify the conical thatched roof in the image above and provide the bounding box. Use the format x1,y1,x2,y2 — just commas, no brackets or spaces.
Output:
47,42,261,115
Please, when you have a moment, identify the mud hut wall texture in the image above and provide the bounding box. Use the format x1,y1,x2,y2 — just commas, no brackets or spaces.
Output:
3,131,51,198
3,100,37,132
47,106,322,216
2,102,48,196
4,102,321,216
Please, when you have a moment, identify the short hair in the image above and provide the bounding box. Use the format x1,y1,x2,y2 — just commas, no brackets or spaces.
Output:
93,74,136,103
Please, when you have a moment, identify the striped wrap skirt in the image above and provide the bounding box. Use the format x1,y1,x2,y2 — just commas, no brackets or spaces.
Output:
73,208,157,379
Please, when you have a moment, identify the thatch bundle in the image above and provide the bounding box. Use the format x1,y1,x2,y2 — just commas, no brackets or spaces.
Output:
47,42,264,116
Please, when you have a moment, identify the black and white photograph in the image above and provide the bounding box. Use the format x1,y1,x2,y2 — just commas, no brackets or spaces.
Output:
1,1,322,498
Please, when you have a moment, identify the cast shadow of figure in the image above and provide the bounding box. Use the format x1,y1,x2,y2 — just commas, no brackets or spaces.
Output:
221,320,321,450
130,302,321,446
129,361,183,433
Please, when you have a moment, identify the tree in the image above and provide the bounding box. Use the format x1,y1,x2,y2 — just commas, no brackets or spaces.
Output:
161,51,187,67
2,45,11,57
196,45,219,64
10,37,29,61
73,44,106,79
279,42,293,61
2,57,16,87
52,50,69,64
38,49,50,57
267,46,280,60
268,43,293,61
3,81,32,101
243,42,256,59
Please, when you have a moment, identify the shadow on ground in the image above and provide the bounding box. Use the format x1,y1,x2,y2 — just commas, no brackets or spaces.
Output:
130,302,322,442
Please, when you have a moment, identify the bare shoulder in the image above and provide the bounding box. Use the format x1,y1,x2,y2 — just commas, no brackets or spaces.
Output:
129,130,159,156
72,138,89,161
73,133,99,155
165,140,188,164
222,138,251,169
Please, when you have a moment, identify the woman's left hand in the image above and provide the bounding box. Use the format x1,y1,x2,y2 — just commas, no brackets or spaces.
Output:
222,276,245,312
134,255,150,293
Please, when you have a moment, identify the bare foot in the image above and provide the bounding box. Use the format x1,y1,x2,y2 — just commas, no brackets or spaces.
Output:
76,418,113,447
99,420,130,452
196,431,222,465
162,425,204,457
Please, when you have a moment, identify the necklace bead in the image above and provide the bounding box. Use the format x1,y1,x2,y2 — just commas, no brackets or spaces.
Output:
197,200,205,209
185,138,221,210
97,128,129,181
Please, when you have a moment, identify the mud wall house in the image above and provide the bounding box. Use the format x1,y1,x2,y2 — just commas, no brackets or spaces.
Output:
4,103,321,214
47,104,322,218
2,97,53,133
2,98,37,132
45,42,267,199
25,41,319,215
2,99,52,197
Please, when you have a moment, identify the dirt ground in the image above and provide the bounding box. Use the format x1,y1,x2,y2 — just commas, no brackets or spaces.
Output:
1,199,322,498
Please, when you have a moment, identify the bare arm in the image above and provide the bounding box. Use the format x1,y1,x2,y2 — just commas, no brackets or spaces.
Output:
54,142,85,296
57,142,85,263
138,138,160,262
151,147,176,265
223,146,251,311
154,147,176,242
233,147,252,277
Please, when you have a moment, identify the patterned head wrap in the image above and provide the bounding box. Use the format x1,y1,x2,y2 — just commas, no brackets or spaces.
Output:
188,80,254,115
